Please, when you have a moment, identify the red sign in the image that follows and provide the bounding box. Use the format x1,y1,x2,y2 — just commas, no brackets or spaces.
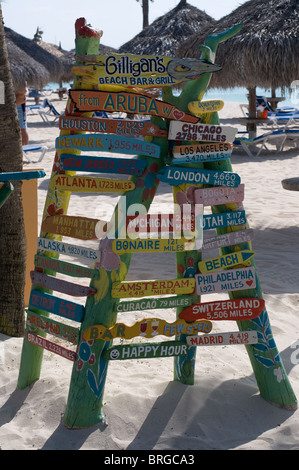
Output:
26,332,76,362
179,298,265,322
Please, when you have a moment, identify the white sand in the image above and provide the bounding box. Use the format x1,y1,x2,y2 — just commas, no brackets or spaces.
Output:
0,94,299,450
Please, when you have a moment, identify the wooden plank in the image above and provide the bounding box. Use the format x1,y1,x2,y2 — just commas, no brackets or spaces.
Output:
201,229,254,251
116,295,195,312
26,311,80,344
102,341,188,361
29,290,85,322
34,254,98,279
186,330,258,347
179,298,265,322
198,250,255,273
52,174,135,193
41,215,108,240
72,54,221,87
112,237,196,254
60,154,146,176
69,90,199,123
188,99,224,115
200,211,246,230
173,152,231,165
195,267,256,295
157,166,241,187
56,134,161,158
37,237,100,262
172,142,233,159
194,184,245,206
26,331,76,362
111,278,195,299
59,116,168,137
0,170,46,182
83,317,212,341
126,213,197,234
30,271,96,297
168,121,238,142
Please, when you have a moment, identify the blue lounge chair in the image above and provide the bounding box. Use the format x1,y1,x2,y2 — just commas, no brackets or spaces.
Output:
23,144,48,163
233,129,299,157
38,99,61,125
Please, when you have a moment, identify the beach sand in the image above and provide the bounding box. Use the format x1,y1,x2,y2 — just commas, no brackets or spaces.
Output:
0,94,299,450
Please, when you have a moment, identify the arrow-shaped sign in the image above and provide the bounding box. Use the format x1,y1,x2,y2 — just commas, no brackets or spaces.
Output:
198,250,255,273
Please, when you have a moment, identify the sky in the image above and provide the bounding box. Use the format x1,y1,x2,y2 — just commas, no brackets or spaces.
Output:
1,0,247,51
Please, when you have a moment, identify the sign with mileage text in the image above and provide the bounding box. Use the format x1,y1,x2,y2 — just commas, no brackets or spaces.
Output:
111,278,195,299
56,134,161,158
52,174,135,193
157,166,240,187
60,154,146,176
69,90,199,123
72,54,221,88
168,121,238,143
59,116,168,138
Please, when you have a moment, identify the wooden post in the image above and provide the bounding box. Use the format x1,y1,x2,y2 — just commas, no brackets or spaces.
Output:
247,86,257,138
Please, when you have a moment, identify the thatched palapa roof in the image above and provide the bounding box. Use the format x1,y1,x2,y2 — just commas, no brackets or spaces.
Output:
5,27,63,90
119,0,216,56
176,0,299,90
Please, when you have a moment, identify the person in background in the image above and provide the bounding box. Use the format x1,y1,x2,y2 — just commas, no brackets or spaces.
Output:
15,87,29,145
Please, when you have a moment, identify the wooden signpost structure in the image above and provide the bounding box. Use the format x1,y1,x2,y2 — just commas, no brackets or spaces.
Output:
17,18,297,431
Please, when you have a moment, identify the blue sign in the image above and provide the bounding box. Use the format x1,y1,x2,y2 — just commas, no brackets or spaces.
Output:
29,290,84,323
157,166,240,187
56,134,160,158
60,154,146,176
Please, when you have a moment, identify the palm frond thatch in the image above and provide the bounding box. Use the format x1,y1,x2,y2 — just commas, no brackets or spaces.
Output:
119,1,216,56
176,0,299,90
5,27,63,90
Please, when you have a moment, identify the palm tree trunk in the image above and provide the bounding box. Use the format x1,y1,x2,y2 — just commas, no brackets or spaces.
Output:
0,5,26,337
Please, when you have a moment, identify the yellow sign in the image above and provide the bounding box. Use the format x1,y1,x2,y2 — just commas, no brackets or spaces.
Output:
72,53,221,88
52,175,135,193
112,237,196,254
198,250,255,274
188,99,224,115
83,317,212,341
111,278,196,298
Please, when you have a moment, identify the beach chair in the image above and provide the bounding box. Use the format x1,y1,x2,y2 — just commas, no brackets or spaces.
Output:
23,144,48,163
38,99,61,125
234,129,288,157
26,98,49,114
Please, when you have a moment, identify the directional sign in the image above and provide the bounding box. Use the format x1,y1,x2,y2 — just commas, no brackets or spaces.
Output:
200,211,246,230
188,99,224,115
26,332,77,362
60,154,146,176
69,90,199,123
72,54,221,88
195,267,256,295
52,175,135,193
59,115,168,138
172,142,233,159
29,290,85,322
194,184,245,206
103,340,188,361
30,271,96,297
168,121,238,142
173,152,231,165
34,254,98,279
37,237,100,262
56,134,160,158
201,229,254,252
187,330,258,347
26,311,80,344
126,212,197,234
41,215,108,240
111,278,195,299
83,317,212,341
0,170,46,182
157,166,241,187
112,237,196,254
198,250,255,273
179,298,265,322
116,295,195,312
